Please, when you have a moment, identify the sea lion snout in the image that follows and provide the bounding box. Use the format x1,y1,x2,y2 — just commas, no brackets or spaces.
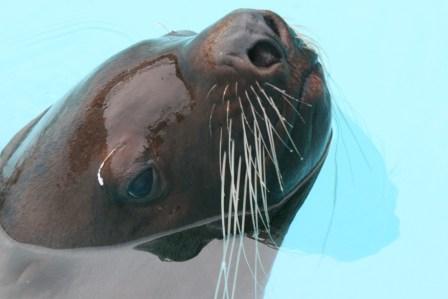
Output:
191,9,303,76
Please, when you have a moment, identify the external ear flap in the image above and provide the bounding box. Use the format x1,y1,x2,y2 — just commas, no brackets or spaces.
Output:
164,30,197,37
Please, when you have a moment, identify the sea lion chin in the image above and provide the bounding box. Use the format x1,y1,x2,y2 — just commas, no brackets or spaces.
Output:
0,9,331,261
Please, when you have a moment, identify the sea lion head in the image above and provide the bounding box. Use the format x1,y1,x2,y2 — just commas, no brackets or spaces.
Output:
0,9,331,260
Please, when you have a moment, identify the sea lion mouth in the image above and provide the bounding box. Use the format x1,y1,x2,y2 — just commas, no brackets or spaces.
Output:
300,62,326,104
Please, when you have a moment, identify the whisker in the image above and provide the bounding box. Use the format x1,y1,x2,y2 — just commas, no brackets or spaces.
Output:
206,83,218,101
209,103,216,136
252,84,294,129
252,129,269,281
239,98,272,191
244,91,275,159
217,80,297,298
226,100,230,128
247,88,284,190
222,84,229,102
244,90,266,122
254,139,270,231
243,88,283,250
214,148,227,299
256,83,304,161
264,82,312,107
224,156,242,295
282,94,306,124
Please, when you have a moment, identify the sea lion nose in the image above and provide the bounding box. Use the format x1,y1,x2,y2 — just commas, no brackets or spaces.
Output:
247,35,282,68
246,12,285,68
213,9,291,71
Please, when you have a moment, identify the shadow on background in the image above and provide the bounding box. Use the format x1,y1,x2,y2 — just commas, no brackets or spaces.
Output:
281,104,399,261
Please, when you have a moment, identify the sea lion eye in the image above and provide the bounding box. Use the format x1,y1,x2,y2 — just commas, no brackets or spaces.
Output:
127,167,154,199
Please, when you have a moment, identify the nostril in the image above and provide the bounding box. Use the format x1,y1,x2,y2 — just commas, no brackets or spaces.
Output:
263,15,280,37
247,40,282,68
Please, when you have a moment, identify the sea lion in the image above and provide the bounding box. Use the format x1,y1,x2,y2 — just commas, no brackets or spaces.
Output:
0,9,331,261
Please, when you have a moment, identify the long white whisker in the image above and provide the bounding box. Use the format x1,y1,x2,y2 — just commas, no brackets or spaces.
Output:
252,123,270,282
209,103,217,136
218,81,296,298
214,148,227,299
253,90,284,191
253,84,294,129
256,83,304,160
231,123,250,298
222,84,229,102
239,125,261,277
221,118,236,299
254,131,270,230
244,116,280,249
239,97,271,191
281,94,306,124
246,88,282,274
264,82,312,107
225,156,242,297
247,88,294,152
226,100,230,128
206,83,218,101
245,91,283,190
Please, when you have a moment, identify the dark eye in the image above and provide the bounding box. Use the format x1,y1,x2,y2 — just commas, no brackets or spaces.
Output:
127,168,154,199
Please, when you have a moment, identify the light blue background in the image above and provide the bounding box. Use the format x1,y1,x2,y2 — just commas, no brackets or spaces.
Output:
1,1,447,298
